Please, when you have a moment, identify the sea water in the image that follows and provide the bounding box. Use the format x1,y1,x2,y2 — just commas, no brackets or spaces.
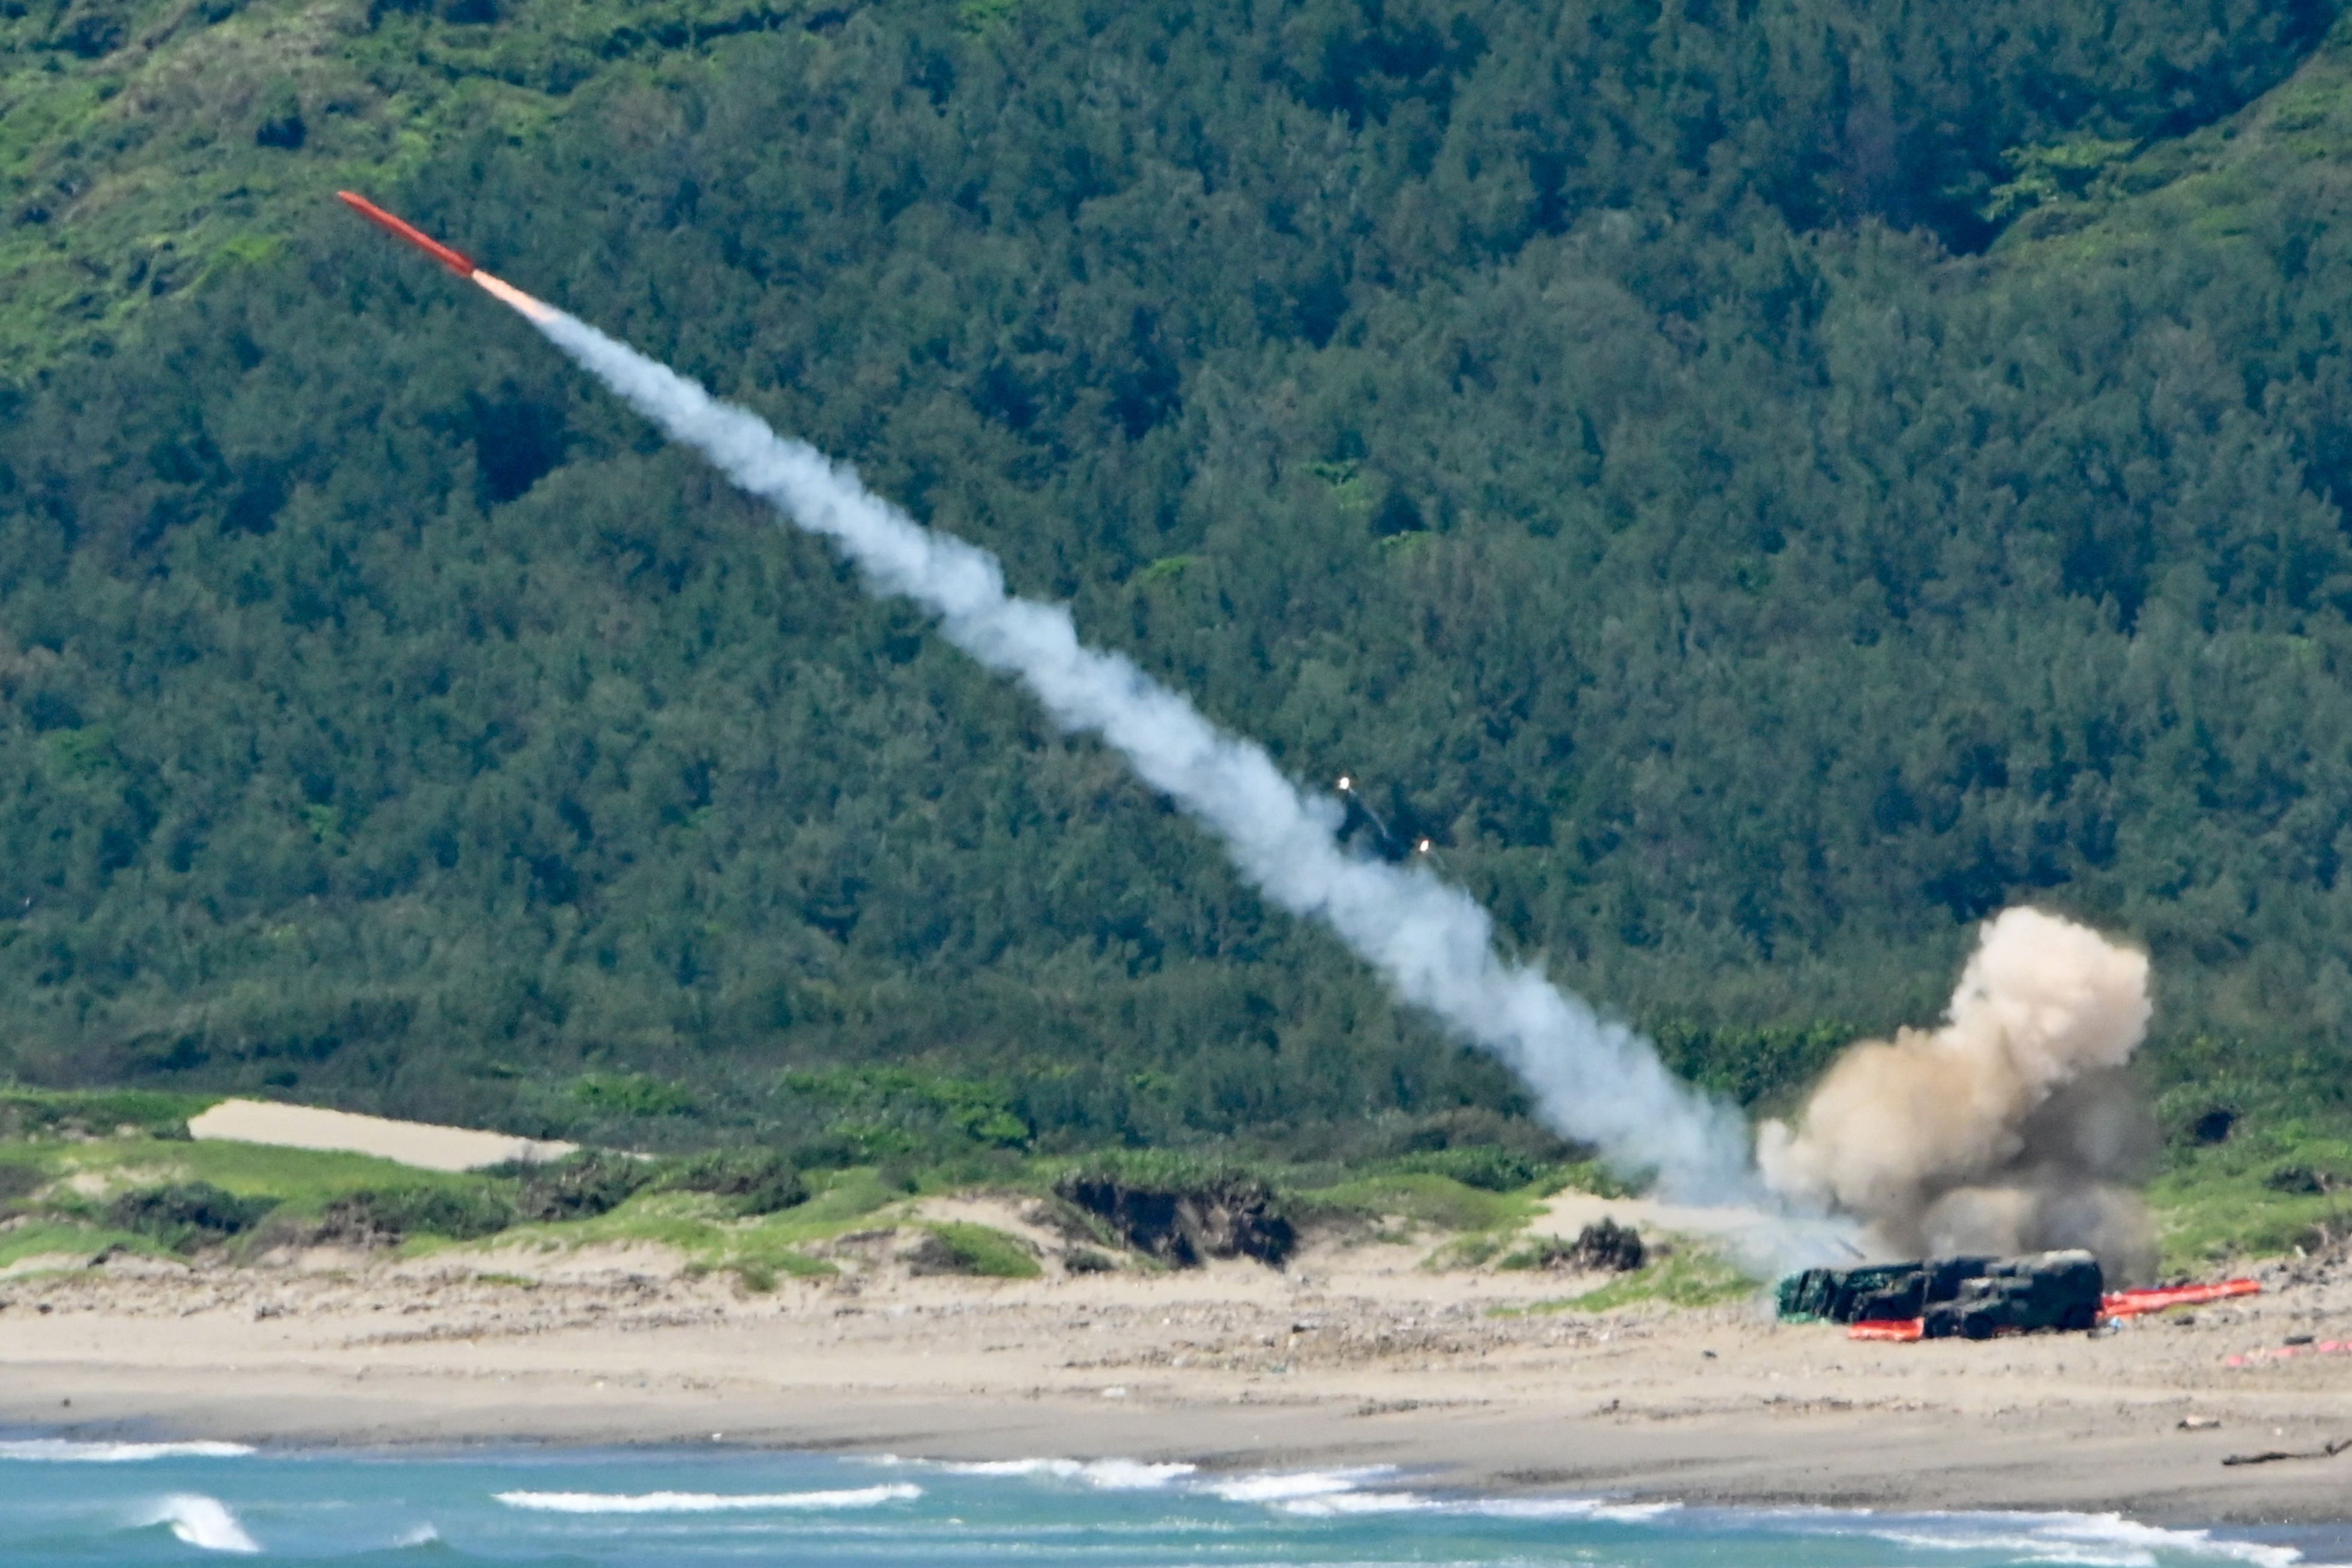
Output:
0,1437,2335,1566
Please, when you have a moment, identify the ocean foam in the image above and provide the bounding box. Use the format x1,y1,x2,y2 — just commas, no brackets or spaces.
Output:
1205,1469,1395,1504
136,1495,261,1553
894,1455,2312,1567
942,1459,1196,1489
1271,1489,1434,1517
2,1440,255,1463
1844,1511,2302,1568
494,1483,922,1513
1255,1484,1683,1522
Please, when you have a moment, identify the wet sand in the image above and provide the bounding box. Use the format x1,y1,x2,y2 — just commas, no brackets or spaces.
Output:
2,1205,2348,1527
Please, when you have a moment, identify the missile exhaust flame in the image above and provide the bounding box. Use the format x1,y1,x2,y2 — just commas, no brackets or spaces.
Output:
336,193,1858,1268
471,271,560,326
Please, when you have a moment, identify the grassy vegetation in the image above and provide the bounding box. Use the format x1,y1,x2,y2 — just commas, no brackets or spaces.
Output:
0,1089,1614,1285
1297,1170,1555,1270
0,0,837,373
0,1087,217,1139
3,1085,2342,1289
914,1221,1042,1279
12,1133,489,1217
0,1219,164,1272
2149,1123,2352,1273
446,1164,932,1285
1494,1246,1760,1316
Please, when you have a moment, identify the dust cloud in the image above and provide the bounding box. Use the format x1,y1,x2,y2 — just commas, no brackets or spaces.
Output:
1757,908,2158,1281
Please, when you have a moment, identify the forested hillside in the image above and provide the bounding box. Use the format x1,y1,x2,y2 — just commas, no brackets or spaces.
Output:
6,0,2352,1159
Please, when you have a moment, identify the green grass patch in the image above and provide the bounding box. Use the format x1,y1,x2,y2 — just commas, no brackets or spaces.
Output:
789,1165,911,1226
1492,1244,1758,1315
1300,1172,1530,1234
0,1220,162,1271
1378,1146,1571,1193
914,1221,1042,1278
44,1137,497,1217
453,1181,852,1285
2148,1121,2352,1271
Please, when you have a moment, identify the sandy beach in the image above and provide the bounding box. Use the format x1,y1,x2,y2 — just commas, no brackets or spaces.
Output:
2,1193,2348,1529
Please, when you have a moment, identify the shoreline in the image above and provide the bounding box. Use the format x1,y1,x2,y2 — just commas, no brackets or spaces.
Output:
2,1235,2349,1530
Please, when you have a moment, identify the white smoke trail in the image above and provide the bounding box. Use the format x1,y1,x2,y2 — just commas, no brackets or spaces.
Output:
478,276,1806,1223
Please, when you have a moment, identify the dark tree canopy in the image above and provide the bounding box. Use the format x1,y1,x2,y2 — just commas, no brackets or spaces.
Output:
3,0,2351,1150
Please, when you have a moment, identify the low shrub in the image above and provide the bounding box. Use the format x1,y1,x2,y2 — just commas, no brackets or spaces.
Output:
1501,1219,1647,1272
570,1073,699,1118
1387,1146,1552,1192
318,1186,518,1244
660,1150,807,1215
106,1183,278,1250
510,1151,658,1222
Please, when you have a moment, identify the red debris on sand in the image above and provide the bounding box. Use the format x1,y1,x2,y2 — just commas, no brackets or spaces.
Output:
1848,1318,1925,1342
2099,1279,2261,1320
2225,1339,2351,1368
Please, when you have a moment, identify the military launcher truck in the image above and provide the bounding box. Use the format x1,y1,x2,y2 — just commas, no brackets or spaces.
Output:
1777,1250,2103,1338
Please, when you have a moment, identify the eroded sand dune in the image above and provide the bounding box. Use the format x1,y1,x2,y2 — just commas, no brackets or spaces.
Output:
186,1099,574,1172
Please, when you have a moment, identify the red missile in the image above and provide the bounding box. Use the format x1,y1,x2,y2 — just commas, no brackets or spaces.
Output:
336,190,476,277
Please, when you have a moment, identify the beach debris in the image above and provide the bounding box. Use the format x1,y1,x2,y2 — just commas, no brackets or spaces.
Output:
2221,1438,2351,1467
2224,1338,2352,1367
2179,1416,2221,1430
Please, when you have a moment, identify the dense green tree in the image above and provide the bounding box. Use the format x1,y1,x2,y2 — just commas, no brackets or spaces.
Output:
3,0,2351,1149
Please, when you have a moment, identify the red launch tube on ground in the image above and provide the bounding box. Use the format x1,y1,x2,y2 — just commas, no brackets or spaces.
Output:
337,191,477,277
1848,1318,1925,1342
2099,1278,2261,1319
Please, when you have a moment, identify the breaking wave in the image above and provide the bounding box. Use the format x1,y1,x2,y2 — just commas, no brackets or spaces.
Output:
1204,1470,1399,1506
1,1439,255,1462
1847,1512,2303,1568
134,1494,261,1553
939,1459,1196,1489
909,1457,2305,1562
495,1483,922,1513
